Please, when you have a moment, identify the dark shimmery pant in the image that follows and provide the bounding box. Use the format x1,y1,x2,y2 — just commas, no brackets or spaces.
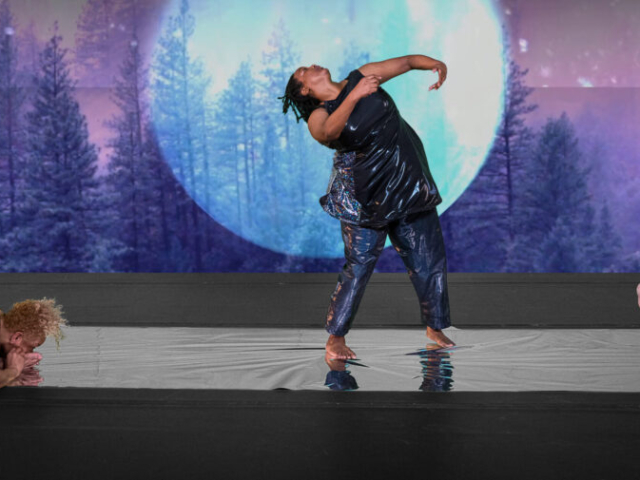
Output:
325,208,451,336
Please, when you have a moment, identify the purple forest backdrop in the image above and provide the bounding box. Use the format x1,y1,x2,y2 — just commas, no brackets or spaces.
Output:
0,0,638,273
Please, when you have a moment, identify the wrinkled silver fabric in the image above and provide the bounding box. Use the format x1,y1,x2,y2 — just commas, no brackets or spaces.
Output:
32,327,640,392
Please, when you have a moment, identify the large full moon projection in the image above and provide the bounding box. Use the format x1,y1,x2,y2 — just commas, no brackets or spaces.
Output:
151,0,505,258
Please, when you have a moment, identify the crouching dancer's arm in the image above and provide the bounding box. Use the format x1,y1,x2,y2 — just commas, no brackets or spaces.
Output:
0,349,25,389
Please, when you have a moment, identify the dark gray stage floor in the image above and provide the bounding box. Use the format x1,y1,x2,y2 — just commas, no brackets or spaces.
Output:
2,386,639,480
1,272,639,328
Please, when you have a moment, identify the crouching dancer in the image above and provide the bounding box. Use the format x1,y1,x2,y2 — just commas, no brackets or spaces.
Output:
0,298,67,388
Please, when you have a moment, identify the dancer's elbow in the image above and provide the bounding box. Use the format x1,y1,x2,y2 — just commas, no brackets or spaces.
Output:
323,129,340,142
309,127,333,144
308,111,337,143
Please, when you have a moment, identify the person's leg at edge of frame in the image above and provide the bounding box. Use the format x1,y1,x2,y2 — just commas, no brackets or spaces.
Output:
387,208,456,348
325,221,388,360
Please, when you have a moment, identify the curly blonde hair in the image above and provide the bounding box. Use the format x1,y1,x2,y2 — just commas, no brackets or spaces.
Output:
0,297,67,349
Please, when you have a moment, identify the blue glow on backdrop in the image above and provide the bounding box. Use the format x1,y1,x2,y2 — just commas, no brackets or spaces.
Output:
150,0,505,258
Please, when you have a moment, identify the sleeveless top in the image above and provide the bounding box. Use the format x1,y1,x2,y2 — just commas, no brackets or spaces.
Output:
318,68,442,228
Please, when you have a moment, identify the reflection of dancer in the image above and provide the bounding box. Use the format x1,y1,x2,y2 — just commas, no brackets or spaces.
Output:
324,354,359,391
0,298,67,388
416,345,454,392
279,55,455,359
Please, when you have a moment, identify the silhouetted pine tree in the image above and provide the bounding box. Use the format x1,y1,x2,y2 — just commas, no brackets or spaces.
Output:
140,122,188,271
194,89,215,254
104,35,151,271
213,60,259,230
151,0,211,271
582,201,622,272
3,29,104,271
537,215,580,272
258,18,342,266
0,0,27,235
595,203,622,271
259,17,306,210
442,31,538,272
573,107,627,272
211,61,252,236
256,104,279,233
509,112,602,272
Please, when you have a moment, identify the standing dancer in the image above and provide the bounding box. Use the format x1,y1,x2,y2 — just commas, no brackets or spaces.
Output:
278,55,455,359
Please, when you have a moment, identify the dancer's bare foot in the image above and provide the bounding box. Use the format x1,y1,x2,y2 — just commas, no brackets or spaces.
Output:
636,283,640,308
426,327,456,348
326,334,357,360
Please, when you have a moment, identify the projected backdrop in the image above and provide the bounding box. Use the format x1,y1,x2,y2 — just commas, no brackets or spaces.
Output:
150,0,504,258
0,0,638,273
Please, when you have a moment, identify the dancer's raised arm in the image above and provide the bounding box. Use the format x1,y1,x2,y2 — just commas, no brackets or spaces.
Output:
359,55,447,90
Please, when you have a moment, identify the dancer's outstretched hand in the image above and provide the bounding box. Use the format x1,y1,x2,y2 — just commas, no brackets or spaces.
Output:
429,62,447,91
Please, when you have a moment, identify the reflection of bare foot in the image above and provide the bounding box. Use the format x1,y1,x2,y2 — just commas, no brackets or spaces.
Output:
426,327,456,348
326,334,357,360
637,283,640,308
324,352,348,370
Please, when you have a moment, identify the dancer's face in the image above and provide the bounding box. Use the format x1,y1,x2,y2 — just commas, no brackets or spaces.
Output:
0,319,45,354
293,64,330,98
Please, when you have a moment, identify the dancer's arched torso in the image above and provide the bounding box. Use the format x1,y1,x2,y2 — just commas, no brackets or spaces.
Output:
318,68,442,227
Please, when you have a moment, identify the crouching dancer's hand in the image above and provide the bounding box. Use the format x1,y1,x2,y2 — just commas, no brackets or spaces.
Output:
0,348,28,388
8,365,44,387
23,351,42,369
5,351,44,386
